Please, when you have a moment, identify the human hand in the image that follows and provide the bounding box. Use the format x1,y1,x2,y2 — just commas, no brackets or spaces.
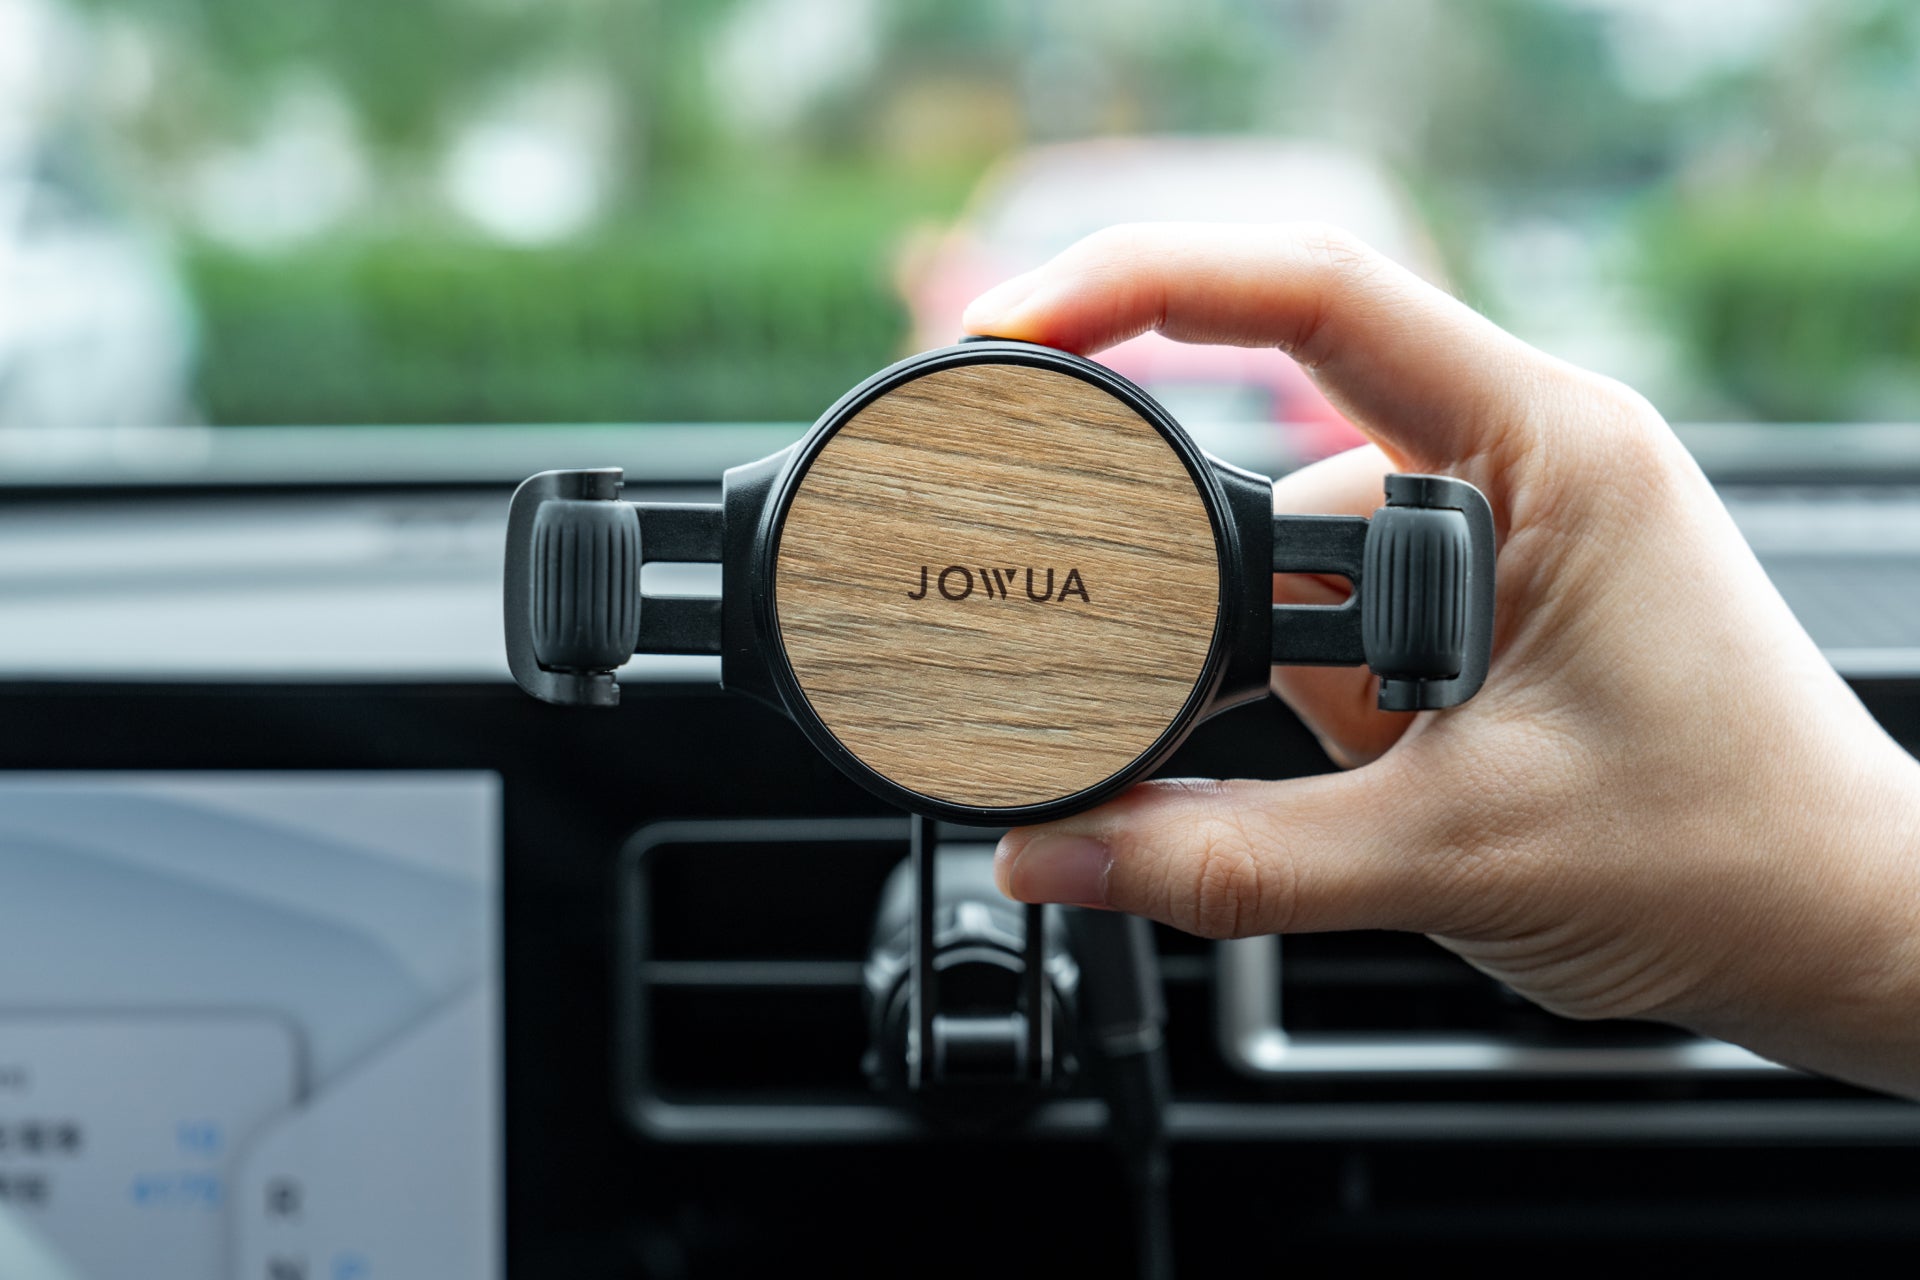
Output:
966,223,1920,1096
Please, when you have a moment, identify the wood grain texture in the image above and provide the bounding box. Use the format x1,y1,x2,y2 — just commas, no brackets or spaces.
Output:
774,363,1220,810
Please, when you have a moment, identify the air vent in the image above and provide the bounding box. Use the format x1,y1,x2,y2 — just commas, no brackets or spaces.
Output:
619,819,895,1139
619,820,1897,1144
619,819,1225,1141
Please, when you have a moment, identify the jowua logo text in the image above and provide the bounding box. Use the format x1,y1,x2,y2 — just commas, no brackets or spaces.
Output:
906,565,1090,603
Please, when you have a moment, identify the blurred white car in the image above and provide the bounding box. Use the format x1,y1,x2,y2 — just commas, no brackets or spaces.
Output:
0,0,191,431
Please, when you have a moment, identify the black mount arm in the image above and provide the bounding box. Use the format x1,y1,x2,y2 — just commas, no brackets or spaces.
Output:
904,813,1053,1092
633,504,724,657
1269,513,1370,666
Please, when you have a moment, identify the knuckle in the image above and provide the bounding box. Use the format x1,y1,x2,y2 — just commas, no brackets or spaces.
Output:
1562,367,1675,462
1180,812,1280,939
1278,223,1386,365
1293,222,1379,274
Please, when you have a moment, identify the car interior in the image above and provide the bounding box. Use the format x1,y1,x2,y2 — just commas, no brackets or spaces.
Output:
5,2,1920,1276
4,419,1919,1275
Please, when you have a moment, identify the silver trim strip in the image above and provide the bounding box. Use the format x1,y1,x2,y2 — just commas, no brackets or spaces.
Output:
1216,935,1786,1078
627,1097,1920,1145
1822,648,1920,678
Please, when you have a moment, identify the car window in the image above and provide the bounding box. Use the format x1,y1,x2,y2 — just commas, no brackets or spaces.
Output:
0,0,1913,459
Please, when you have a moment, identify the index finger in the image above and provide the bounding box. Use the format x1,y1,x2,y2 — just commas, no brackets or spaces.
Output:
960,221,1546,468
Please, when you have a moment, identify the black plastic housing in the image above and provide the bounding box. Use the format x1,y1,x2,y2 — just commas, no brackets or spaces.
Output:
501,340,1498,824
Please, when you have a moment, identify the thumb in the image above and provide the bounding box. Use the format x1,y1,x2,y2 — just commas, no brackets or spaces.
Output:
994,764,1473,939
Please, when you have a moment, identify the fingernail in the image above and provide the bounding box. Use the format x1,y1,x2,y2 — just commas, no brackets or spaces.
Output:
961,272,1039,332
1001,834,1112,907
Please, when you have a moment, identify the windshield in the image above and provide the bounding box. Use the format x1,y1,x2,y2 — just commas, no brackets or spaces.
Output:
1,0,1915,452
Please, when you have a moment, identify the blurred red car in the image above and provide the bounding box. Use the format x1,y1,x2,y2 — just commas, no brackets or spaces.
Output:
899,137,1444,460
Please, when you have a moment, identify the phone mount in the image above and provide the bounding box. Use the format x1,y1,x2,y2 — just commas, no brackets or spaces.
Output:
503,339,1494,1147
505,338,1495,825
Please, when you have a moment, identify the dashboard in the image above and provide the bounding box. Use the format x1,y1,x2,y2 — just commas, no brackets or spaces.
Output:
4,424,1920,1275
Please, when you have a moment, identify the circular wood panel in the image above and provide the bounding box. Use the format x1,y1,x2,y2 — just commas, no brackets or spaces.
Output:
774,362,1221,811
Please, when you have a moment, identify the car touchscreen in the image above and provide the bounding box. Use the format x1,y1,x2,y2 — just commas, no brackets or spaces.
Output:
0,773,500,1280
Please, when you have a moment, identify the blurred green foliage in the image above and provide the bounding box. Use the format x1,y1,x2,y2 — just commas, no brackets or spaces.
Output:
69,0,1920,424
1420,0,1673,190
75,0,656,160
187,169,967,424
1646,193,1920,421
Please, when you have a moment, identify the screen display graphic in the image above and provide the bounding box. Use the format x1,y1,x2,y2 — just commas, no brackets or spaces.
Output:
0,773,501,1280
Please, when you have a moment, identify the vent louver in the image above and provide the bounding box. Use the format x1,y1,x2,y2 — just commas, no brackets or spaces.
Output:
619,820,1895,1145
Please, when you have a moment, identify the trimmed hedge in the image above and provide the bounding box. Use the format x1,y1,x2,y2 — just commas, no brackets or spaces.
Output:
1644,192,1920,421
186,208,914,425
192,188,1920,428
